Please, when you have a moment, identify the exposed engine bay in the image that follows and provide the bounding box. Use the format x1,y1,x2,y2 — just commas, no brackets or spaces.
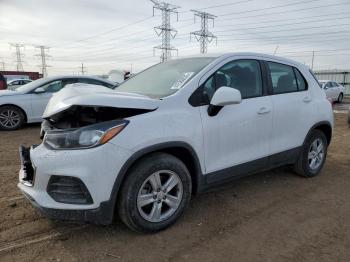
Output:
40,105,153,139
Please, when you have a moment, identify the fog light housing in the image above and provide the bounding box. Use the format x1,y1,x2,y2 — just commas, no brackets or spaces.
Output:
47,176,93,205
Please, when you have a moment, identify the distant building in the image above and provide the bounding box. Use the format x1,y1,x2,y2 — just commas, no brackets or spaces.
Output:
314,70,350,95
0,71,42,82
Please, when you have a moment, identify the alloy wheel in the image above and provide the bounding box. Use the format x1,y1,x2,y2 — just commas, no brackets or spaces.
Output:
137,170,183,223
0,109,21,128
308,138,325,170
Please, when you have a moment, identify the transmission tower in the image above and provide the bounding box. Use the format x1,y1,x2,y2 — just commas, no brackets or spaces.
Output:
80,63,87,75
35,45,50,77
190,10,217,54
10,43,25,71
151,0,180,62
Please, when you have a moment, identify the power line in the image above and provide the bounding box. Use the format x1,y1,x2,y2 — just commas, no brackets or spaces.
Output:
190,10,217,54
219,0,321,17
35,45,50,77
151,0,180,62
217,1,350,21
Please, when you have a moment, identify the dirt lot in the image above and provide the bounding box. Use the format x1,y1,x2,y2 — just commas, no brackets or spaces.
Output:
0,106,349,262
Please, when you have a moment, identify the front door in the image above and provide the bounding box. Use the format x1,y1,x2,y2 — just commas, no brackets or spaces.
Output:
199,59,273,177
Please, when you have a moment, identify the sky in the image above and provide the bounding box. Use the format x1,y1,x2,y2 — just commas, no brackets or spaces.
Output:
1,0,350,76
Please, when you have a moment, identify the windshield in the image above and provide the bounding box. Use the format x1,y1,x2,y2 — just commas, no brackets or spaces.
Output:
15,78,50,92
116,57,215,99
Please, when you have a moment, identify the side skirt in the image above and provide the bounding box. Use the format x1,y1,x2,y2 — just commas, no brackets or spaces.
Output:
199,147,301,192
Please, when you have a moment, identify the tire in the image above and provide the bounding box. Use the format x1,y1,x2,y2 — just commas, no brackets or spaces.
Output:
337,93,343,103
294,130,328,178
117,152,192,233
0,106,25,130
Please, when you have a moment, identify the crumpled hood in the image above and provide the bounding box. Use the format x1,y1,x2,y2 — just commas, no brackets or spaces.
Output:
43,84,160,118
0,90,24,96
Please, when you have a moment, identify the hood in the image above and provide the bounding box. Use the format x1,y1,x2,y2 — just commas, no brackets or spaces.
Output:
43,84,160,118
0,90,24,96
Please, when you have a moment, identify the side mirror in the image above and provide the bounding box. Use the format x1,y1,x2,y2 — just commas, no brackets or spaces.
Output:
34,87,45,94
208,86,242,116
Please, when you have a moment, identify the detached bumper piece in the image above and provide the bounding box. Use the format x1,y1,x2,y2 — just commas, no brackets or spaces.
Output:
21,190,114,225
19,145,36,186
47,176,93,205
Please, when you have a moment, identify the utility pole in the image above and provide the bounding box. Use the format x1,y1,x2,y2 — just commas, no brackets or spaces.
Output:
0,57,5,71
80,63,87,75
190,10,217,54
10,43,25,71
35,45,50,77
311,51,315,70
151,0,180,62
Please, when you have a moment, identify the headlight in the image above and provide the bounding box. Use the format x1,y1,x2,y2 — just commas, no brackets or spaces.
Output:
44,120,128,149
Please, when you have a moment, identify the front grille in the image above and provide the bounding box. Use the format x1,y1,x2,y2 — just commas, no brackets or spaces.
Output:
47,176,93,205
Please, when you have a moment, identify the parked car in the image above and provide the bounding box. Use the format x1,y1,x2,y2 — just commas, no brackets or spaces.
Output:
7,79,32,90
18,53,333,233
0,76,115,130
319,80,345,103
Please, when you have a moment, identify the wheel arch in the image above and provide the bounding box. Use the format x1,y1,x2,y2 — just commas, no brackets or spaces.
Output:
304,121,332,146
105,142,203,222
0,103,28,123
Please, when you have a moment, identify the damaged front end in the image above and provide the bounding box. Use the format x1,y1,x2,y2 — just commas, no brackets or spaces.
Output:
40,105,154,150
40,105,152,138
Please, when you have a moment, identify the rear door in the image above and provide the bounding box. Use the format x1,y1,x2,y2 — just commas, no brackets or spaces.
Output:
266,61,314,156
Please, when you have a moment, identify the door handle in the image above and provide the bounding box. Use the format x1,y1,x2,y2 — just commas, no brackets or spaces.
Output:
303,96,312,103
257,107,270,115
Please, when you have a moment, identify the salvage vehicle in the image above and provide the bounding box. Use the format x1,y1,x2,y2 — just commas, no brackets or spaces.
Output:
319,80,345,103
0,76,116,130
18,53,333,233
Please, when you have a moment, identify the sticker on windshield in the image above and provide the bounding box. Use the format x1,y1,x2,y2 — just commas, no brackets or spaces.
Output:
170,72,194,90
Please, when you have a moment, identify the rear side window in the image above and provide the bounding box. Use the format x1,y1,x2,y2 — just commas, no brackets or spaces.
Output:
267,62,297,94
267,62,308,94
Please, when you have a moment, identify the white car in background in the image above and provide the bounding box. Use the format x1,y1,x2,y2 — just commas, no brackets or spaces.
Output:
7,79,33,90
319,80,345,103
0,76,116,130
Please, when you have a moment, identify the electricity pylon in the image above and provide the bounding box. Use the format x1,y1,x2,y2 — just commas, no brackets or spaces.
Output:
190,10,217,54
151,0,180,62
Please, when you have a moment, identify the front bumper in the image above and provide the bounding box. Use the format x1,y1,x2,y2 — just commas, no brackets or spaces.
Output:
20,189,114,224
18,142,133,224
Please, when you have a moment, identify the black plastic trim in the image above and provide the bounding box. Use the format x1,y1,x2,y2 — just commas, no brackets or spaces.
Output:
203,147,301,189
303,121,332,145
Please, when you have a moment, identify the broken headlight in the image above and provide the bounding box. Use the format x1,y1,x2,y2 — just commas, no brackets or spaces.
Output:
44,120,128,150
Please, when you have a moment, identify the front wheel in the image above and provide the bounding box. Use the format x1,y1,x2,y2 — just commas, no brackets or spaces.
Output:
294,130,328,177
118,153,192,233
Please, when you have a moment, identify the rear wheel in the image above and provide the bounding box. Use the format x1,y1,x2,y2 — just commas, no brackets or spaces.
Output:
0,106,25,130
337,93,343,103
294,130,328,177
118,153,192,233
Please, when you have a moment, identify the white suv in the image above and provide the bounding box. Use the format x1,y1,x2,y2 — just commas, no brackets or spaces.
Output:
18,53,333,233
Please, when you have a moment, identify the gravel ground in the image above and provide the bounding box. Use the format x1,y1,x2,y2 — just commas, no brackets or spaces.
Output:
0,105,349,262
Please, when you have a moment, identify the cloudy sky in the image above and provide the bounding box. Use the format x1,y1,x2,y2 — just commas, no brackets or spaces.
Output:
1,0,350,75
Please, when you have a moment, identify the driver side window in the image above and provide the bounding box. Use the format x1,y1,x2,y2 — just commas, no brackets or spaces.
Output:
203,59,263,101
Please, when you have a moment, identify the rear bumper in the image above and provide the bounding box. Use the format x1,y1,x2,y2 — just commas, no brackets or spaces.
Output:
19,189,114,225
